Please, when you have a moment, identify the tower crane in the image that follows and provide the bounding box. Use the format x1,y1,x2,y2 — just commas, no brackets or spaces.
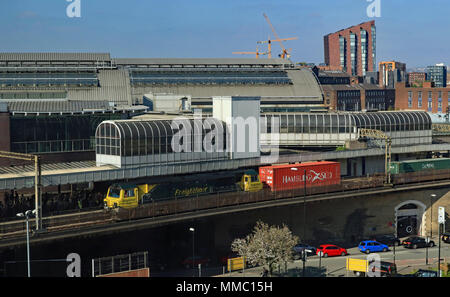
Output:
257,37,298,59
232,45,268,59
263,13,297,59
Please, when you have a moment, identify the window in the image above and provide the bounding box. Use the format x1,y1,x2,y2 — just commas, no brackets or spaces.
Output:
124,189,134,198
408,91,413,108
418,91,422,108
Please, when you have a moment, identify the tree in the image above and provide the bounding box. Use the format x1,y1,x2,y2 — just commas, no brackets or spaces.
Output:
231,221,299,276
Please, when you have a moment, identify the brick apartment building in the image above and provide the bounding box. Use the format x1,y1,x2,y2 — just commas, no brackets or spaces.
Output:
323,21,376,77
323,83,395,112
396,82,450,113
408,72,427,87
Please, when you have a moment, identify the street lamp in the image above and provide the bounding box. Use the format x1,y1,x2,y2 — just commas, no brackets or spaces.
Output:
430,194,436,239
189,227,195,277
16,209,36,277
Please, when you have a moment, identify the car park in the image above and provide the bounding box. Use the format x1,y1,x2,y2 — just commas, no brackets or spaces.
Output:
316,244,348,258
402,236,435,249
358,240,389,254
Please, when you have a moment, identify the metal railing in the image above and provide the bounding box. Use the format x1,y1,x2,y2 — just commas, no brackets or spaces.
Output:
92,251,148,277
11,139,94,154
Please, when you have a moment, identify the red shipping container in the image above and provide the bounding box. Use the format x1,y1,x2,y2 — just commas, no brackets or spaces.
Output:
259,161,341,192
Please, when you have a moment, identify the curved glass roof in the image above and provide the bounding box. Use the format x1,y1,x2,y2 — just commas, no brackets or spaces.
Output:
96,118,228,157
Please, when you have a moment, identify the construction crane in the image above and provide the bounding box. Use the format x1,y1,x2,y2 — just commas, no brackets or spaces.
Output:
263,13,297,59
257,37,298,59
232,45,268,59
358,129,392,185
0,151,42,231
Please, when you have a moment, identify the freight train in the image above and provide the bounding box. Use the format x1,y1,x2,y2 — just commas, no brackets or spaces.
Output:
103,157,450,209
389,158,450,174
103,169,264,209
103,161,341,209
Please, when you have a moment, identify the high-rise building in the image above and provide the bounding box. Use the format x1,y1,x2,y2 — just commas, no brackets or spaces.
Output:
426,64,447,88
379,61,407,88
323,21,376,77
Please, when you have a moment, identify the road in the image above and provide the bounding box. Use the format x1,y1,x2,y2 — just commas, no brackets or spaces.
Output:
150,241,450,277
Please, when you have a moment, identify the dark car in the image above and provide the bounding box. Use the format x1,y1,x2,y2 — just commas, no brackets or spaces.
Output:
373,234,401,247
293,243,317,259
379,261,397,277
442,233,450,244
412,269,438,277
354,261,397,277
402,236,435,249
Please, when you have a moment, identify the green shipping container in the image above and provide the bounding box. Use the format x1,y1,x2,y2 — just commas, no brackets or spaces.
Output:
389,158,450,174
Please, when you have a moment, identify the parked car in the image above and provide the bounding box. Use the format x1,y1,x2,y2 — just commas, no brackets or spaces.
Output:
372,234,401,247
316,244,348,258
442,233,450,244
358,240,390,254
293,243,317,259
411,269,438,277
181,256,211,268
402,236,435,249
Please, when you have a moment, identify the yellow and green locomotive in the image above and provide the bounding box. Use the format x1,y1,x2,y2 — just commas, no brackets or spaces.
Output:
104,170,262,209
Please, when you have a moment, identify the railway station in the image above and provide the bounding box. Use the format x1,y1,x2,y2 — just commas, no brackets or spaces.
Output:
0,52,450,278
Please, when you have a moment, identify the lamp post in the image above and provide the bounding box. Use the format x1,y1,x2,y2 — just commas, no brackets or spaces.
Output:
393,230,396,266
16,209,35,277
430,194,436,239
189,227,195,277
438,223,442,277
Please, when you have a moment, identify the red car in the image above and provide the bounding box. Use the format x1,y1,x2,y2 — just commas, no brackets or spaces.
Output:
316,244,348,257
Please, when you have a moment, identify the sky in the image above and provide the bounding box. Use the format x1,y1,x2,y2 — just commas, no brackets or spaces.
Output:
0,0,449,69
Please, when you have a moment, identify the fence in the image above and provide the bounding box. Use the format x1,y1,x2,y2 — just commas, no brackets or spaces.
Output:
92,251,148,277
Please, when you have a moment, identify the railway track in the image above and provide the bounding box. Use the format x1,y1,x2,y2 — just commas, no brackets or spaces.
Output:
1,171,450,241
